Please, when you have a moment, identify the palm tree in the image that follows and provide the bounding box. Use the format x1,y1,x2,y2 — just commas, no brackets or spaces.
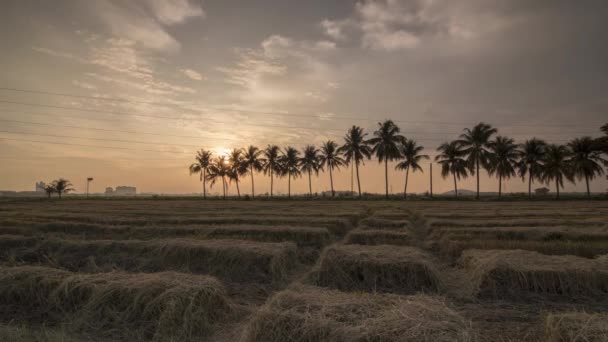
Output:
457,123,497,199
518,138,547,199
52,178,74,199
541,144,573,199
263,145,281,198
228,148,248,198
44,184,56,199
243,145,264,198
395,139,428,199
339,126,372,198
368,120,405,199
319,140,346,197
281,147,301,198
435,142,468,197
568,137,607,199
189,149,212,199
207,156,229,199
299,145,322,197
487,136,519,198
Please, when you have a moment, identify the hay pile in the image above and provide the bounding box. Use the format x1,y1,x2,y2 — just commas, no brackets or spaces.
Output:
241,285,474,342
461,249,608,299
311,245,441,294
345,229,411,246
544,312,608,342
0,266,231,341
8,238,298,283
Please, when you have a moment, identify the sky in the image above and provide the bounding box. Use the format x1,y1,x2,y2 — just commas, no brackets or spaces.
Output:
0,0,607,195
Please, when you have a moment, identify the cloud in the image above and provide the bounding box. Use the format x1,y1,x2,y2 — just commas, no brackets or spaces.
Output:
321,19,346,40
180,68,204,81
146,0,205,25
72,80,97,90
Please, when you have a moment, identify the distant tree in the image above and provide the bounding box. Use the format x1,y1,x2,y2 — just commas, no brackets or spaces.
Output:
243,145,265,198
535,187,550,196
262,145,281,198
339,126,372,198
228,148,248,198
395,139,428,199
487,136,520,198
44,184,56,199
320,140,346,197
457,123,497,199
189,149,213,199
435,142,468,197
52,178,74,199
518,138,547,199
541,144,573,199
568,137,607,199
207,156,229,199
368,120,405,199
281,146,301,198
299,145,322,197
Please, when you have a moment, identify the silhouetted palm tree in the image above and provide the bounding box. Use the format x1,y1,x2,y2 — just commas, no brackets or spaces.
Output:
487,136,519,198
435,142,468,197
263,145,281,198
299,145,322,197
339,126,372,198
597,123,608,156
320,140,346,197
457,123,497,199
541,144,573,199
395,139,428,199
368,120,405,198
281,146,301,198
518,138,547,199
568,137,607,199
207,156,229,199
52,178,74,199
44,184,56,199
228,148,248,198
189,149,213,199
243,145,264,198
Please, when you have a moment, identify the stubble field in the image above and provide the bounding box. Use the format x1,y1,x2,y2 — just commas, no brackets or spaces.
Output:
0,198,607,341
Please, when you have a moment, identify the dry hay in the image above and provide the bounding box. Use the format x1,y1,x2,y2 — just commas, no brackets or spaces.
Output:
345,229,411,246
240,285,474,342
0,265,231,341
428,217,607,229
359,217,410,230
4,237,297,283
429,226,608,242
544,312,608,342
460,249,608,299
310,245,441,294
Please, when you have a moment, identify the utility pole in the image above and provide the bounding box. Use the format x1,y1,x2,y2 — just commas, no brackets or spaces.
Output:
429,163,433,198
86,177,93,198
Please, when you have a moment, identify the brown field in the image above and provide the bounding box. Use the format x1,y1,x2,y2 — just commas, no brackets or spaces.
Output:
0,199,607,341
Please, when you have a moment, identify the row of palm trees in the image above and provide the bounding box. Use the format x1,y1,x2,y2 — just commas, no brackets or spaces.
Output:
189,121,608,199
43,178,74,198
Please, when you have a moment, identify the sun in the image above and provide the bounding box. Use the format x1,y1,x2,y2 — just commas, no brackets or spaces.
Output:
214,147,231,157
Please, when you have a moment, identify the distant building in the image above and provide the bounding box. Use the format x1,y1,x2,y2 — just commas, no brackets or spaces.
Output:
105,187,114,195
35,181,46,193
105,186,136,196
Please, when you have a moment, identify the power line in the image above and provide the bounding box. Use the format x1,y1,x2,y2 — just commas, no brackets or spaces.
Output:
0,137,191,153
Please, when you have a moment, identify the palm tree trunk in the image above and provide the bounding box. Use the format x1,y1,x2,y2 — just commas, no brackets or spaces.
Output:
403,167,409,199
453,172,458,198
528,172,532,199
308,170,312,197
222,176,226,199
270,169,273,198
555,178,560,200
288,172,291,199
498,174,502,198
356,162,362,198
203,169,207,199
235,179,241,198
250,165,255,198
476,159,480,200
585,174,590,199
329,166,335,197
384,159,389,199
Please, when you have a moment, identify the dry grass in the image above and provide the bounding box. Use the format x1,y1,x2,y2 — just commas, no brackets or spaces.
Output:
345,229,411,246
429,217,607,229
461,249,608,299
310,245,441,294
544,312,608,342
0,265,231,341
359,217,410,229
429,226,608,242
240,285,474,342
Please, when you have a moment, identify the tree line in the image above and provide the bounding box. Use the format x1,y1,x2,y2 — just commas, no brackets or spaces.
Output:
189,121,608,200
42,179,74,199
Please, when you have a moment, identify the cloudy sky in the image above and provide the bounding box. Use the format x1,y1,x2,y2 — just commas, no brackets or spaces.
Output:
0,0,607,195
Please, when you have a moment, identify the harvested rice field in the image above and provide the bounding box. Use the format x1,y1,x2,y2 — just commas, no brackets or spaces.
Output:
0,199,608,341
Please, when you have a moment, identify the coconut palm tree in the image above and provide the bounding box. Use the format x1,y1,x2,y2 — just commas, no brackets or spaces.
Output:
487,136,519,198
339,126,372,198
541,144,573,199
44,184,56,199
518,138,547,199
52,178,74,199
568,137,607,199
189,149,213,199
243,145,264,198
395,139,428,199
228,148,248,198
435,142,468,197
457,123,497,199
299,145,322,197
281,147,301,198
263,145,281,198
319,140,346,197
368,120,405,199
207,156,229,199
